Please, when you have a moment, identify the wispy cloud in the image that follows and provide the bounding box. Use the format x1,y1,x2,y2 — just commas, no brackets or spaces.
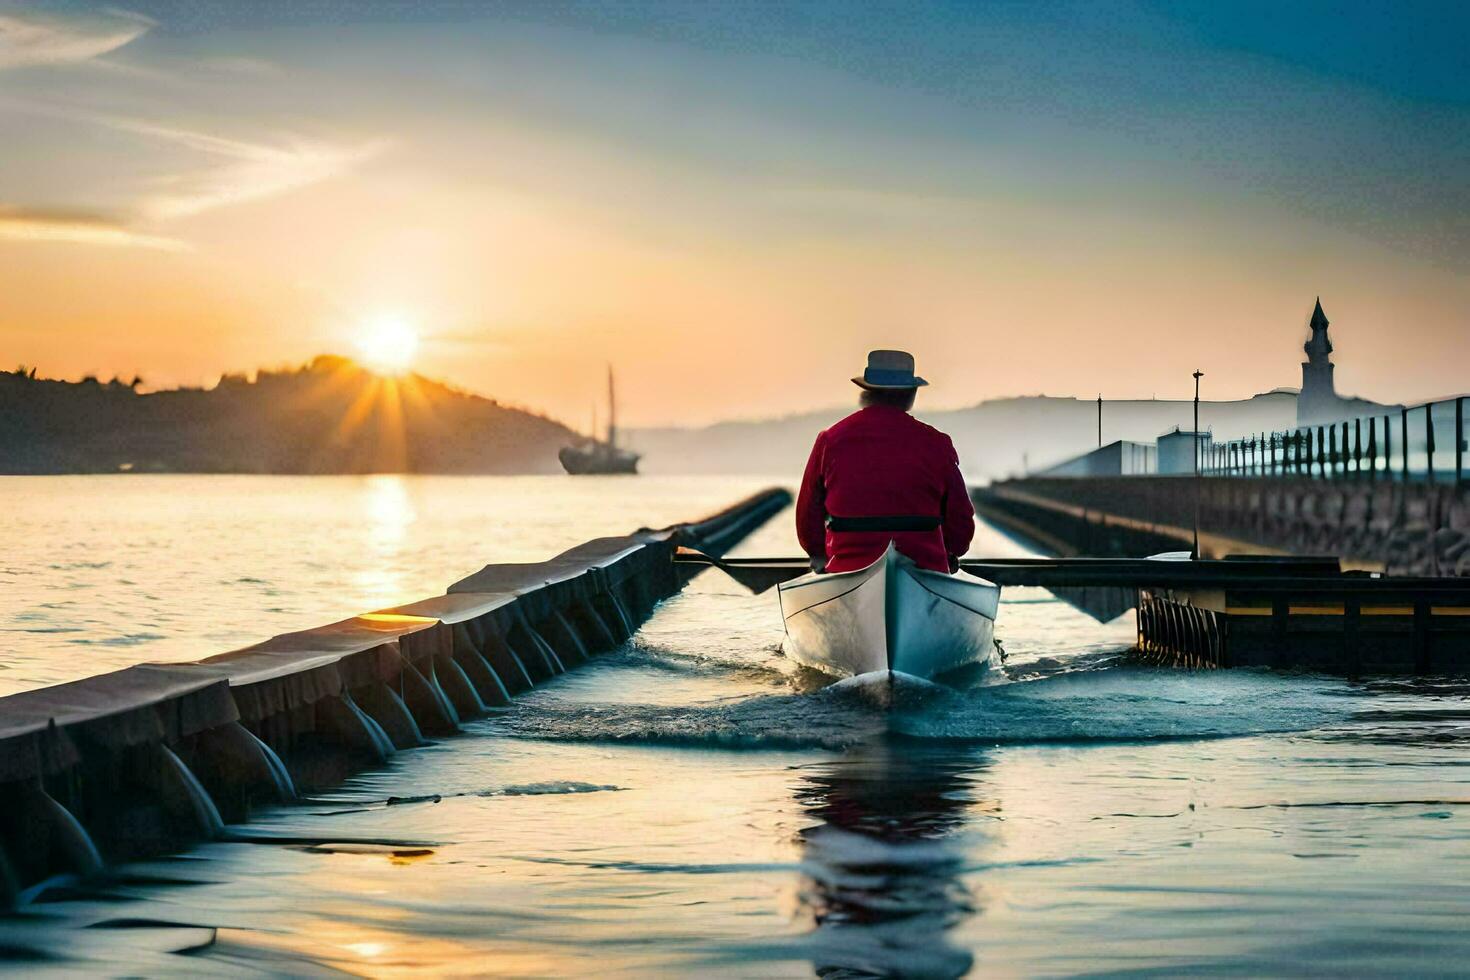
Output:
0,205,187,251
1,97,386,225
0,7,152,70
95,116,387,221
0,10,382,243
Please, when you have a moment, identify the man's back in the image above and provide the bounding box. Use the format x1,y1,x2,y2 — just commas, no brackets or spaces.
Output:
796,403,975,573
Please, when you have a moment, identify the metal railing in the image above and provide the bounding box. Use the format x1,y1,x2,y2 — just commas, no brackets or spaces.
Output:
1202,395,1467,487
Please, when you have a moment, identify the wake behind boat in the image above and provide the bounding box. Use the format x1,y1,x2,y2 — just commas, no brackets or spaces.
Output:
778,543,1000,681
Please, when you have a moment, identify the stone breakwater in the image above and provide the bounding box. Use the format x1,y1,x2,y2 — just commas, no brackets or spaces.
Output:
0,487,791,907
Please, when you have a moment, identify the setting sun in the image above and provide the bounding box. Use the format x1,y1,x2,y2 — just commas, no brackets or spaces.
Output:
355,316,420,375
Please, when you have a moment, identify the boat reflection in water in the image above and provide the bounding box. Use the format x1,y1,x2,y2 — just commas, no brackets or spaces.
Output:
790,742,987,979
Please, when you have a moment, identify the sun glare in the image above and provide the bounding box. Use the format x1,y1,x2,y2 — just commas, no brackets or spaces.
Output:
355,315,419,375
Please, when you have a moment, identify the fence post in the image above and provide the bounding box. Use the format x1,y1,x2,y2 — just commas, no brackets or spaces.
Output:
1328,424,1337,478
1383,414,1392,482
1401,408,1409,481
1354,418,1362,476
1426,401,1436,485
1367,416,1377,480
1457,397,1464,488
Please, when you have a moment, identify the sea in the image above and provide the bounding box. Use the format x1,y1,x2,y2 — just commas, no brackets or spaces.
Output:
2,475,1469,976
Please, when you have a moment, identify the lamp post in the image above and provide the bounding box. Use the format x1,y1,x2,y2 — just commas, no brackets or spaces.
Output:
1192,370,1203,559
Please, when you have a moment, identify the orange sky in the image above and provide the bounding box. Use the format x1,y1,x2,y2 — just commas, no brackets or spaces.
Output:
2,4,1467,427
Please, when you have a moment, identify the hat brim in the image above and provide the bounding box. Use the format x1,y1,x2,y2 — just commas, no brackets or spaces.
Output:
852,376,928,390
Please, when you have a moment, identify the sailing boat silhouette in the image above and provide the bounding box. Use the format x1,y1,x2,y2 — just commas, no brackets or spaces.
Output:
559,366,640,474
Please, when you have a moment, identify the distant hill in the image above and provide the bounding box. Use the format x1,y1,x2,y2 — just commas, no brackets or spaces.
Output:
0,356,577,474
628,391,1299,481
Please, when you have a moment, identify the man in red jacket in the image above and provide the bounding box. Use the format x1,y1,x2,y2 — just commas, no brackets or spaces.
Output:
796,350,975,574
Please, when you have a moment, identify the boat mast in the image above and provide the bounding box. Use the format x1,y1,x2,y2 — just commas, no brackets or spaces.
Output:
606,365,617,448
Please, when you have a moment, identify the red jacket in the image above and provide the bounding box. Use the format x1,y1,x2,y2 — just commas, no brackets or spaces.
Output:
796,404,975,573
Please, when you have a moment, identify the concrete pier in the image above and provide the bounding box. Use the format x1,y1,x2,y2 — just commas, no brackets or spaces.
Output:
975,476,1470,576
0,487,790,907
972,481,1470,673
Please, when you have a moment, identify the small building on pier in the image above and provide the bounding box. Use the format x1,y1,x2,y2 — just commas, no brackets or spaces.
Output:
1157,428,1211,475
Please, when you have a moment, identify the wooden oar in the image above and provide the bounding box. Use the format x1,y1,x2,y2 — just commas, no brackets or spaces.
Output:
675,549,1348,592
673,548,808,594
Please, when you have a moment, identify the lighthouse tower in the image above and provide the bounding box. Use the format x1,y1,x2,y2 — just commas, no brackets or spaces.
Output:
1296,298,1339,426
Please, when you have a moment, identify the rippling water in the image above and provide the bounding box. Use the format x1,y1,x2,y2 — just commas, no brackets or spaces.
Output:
0,475,774,695
3,475,1470,976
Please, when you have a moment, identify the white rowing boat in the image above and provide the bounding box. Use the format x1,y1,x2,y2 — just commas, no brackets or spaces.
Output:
777,543,1001,681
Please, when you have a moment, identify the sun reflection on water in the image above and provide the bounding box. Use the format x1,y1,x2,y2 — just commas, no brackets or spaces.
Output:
363,474,417,542
354,474,418,610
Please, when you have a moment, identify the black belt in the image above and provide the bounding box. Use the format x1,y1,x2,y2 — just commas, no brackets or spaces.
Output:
826,515,942,533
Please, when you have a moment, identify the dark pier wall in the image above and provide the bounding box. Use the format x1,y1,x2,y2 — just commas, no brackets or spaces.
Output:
972,480,1470,675
0,488,791,908
975,477,1469,576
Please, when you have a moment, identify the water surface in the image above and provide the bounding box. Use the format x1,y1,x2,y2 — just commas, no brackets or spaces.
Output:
2,475,1468,976
0,474,772,695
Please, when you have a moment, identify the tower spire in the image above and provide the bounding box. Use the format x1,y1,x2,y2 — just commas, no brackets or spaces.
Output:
1298,296,1338,425
1310,296,1329,334
1305,297,1332,358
